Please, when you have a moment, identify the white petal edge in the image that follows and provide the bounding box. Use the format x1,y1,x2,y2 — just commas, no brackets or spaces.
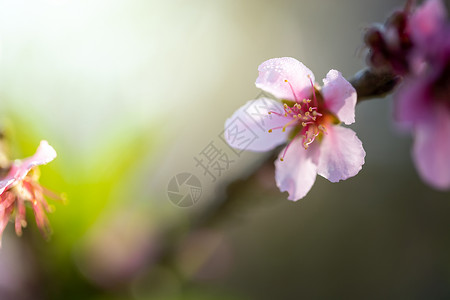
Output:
255,57,315,102
321,70,357,125
317,126,365,182
224,98,290,152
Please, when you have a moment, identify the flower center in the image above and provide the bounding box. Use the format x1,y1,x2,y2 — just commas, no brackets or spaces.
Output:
267,77,328,161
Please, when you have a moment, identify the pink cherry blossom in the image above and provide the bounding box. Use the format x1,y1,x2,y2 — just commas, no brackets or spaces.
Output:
395,0,450,189
224,57,365,201
0,140,59,244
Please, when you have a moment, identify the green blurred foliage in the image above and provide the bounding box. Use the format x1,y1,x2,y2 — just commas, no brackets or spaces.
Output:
2,112,160,299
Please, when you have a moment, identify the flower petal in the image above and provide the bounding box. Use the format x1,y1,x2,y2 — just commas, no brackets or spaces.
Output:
0,141,56,195
412,105,450,189
410,0,447,48
395,76,433,129
22,140,57,168
224,98,290,152
0,177,17,195
255,57,315,102
12,140,57,181
317,126,365,182
321,70,357,125
275,138,320,201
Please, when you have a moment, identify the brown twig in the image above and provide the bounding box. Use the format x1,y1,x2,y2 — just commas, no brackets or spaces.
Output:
351,68,401,102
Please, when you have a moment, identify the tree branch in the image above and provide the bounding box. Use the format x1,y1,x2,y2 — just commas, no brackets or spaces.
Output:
350,68,401,102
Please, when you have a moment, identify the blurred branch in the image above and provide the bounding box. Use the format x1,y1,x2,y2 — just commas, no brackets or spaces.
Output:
351,68,401,102
195,149,281,229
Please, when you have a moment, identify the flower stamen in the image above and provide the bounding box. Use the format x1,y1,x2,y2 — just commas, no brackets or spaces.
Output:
284,79,299,103
308,75,318,107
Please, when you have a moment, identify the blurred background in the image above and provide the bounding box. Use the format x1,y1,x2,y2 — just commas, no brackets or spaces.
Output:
0,0,450,299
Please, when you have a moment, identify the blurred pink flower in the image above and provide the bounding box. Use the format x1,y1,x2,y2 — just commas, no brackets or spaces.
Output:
395,0,450,189
364,1,414,75
225,57,365,201
0,140,58,244
364,0,447,75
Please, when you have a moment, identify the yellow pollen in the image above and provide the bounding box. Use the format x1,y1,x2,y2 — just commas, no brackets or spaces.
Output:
293,115,297,118
302,99,307,103
268,112,272,115
309,107,313,112
280,158,284,161
268,129,273,133
284,113,288,117
307,99,311,103
305,112,310,116
297,114,302,118
284,103,288,108
284,79,288,82
302,122,307,127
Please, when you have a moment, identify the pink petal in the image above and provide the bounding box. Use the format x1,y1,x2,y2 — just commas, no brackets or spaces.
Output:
321,70,357,125
13,140,57,181
395,76,433,129
412,105,450,189
32,200,52,239
317,126,365,182
0,204,14,246
410,0,447,47
224,98,290,152
0,177,17,195
255,57,315,102
275,138,320,201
